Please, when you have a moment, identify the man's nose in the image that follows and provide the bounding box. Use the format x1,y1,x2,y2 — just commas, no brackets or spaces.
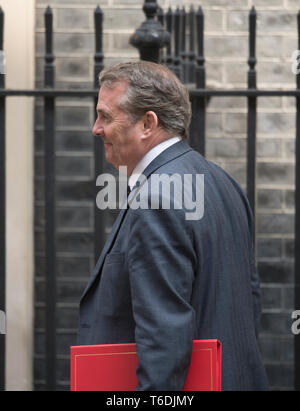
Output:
92,118,103,137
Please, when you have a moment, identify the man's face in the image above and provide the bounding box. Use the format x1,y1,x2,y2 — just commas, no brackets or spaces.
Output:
92,80,144,174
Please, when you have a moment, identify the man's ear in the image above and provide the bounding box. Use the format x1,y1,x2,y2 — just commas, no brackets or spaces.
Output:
141,111,158,138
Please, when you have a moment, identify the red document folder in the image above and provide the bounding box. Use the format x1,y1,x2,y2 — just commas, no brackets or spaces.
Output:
70,339,221,391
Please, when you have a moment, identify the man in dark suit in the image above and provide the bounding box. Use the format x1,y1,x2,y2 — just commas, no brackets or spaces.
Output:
77,61,269,390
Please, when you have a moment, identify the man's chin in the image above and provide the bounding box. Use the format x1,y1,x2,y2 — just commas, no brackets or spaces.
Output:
103,147,113,163
104,153,118,169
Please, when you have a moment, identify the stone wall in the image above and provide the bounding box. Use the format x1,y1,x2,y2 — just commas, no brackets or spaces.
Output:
34,0,298,390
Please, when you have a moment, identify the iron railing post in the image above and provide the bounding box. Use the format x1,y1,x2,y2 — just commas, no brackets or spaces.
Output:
0,6,5,392
180,8,188,84
44,6,56,391
173,7,181,79
157,7,165,64
189,6,206,156
294,9,300,392
93,6,105,262
187,6,196,85
165,8,173,72
247,7,257,227
130,0,170,63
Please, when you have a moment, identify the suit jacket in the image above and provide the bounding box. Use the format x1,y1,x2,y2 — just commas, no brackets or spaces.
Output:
77,141,269,391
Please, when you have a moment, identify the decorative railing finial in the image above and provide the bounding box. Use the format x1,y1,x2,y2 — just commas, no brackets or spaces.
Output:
130,0,170,63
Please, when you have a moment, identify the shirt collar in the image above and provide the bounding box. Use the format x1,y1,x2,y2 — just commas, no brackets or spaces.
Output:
128,136,182,190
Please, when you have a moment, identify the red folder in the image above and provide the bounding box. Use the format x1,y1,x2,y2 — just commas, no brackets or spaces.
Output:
70,339,221,391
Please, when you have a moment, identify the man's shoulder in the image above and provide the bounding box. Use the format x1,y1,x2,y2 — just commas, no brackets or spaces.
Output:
154,141,204,172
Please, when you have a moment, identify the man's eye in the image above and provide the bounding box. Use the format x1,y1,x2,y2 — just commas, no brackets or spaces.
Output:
101,114,110,122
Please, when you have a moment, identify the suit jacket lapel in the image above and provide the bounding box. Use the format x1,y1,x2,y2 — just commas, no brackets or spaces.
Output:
128,141,193,208
141,140,192,180
80,206,128,301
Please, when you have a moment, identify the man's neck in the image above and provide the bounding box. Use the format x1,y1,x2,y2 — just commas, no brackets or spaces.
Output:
128,136,182,190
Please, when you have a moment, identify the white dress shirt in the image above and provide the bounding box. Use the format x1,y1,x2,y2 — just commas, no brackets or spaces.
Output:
128,136,181,190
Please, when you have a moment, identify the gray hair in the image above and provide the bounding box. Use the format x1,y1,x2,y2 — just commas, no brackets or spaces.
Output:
98,61,192,140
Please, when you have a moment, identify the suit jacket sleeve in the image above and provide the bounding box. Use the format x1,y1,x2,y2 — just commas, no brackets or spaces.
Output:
127,201,197,391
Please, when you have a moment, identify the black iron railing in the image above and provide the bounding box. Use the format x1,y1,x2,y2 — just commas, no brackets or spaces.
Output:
0,5,5,394
0,0,300,391
295,9,300,394
43,7,56,390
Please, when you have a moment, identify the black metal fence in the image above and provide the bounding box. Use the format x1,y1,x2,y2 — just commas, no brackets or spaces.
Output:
0,1,300,391
0,6,5,393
